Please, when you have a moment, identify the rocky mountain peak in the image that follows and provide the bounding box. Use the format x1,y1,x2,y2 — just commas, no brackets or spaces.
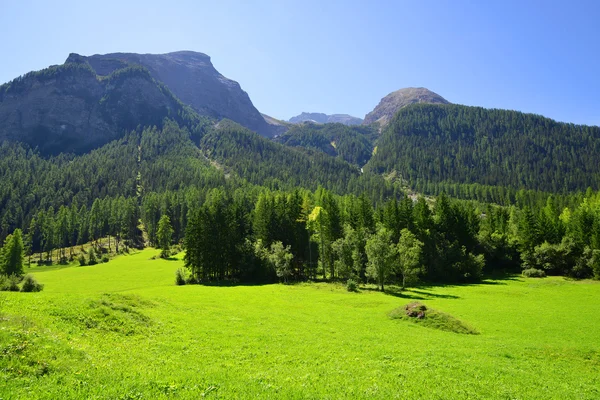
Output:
363,87,449,126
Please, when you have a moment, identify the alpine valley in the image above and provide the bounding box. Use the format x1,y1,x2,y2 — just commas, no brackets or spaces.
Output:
1,50,600,399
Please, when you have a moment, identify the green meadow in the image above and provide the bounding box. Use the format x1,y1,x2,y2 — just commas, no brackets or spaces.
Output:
1,249,599,399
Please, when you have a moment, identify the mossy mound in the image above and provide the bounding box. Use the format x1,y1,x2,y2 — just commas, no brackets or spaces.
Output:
389,302,479,335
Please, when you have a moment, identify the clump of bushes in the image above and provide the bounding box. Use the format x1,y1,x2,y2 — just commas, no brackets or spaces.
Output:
101,256,110,263
88,249,98,266
21,274,44,292
175,268,187,286
0,274,44,292
522,268,546,278
78,254,87,266
346,278,358,292
0,274,21,292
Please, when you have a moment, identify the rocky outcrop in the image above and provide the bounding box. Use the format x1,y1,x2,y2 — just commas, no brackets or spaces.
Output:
289,112,363,126
71,51,277,137
363,87,449,127
0,62,188,154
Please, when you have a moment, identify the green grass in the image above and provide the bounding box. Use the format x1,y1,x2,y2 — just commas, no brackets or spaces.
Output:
1,249,599,399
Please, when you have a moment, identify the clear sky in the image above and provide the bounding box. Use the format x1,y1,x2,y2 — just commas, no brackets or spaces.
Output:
1,0,599,125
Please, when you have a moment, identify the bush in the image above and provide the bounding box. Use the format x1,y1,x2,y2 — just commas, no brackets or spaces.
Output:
185,274,198,285
346,278,358,292
5,275,21,292
175,268,187,286
21,274,44,292
522,268,546,278
78,255,87,266
88,249,98,265
101,256,110,263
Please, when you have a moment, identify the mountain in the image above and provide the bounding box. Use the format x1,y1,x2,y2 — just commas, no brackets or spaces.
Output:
0,61,196,155
69,51,278,137
364,103,600,192
363,87,449,127
289,112,363,126
261,113,291,136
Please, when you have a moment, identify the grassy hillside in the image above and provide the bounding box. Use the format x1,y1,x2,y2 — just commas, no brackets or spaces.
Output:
1,250,599,399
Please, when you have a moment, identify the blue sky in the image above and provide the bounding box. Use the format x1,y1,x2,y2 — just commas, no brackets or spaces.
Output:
0,0,599,125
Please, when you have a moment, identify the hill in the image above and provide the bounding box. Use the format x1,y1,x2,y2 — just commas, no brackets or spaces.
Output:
289,112,363,125
363,87,449,127
365,103,600,192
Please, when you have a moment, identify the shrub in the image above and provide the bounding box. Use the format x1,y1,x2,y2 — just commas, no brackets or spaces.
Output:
346,278,358,292
101,256,110,264
522,268,546,278
21,274,44,292
185,274,198,285
88,249,98,265
6,275,21,292
175,268,187,286
78,255,87,266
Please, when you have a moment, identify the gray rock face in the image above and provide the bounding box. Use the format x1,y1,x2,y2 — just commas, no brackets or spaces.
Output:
0,63,187,154
363,87,449,126
289,112,363,125
74,51,276,137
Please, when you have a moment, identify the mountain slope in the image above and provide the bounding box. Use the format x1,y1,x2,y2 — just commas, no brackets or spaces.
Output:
365,103,600,192
74,51,277,137
363,87,449,127
289,112,363,125
199,120,397,199
0,61,197,155
275,122,376,166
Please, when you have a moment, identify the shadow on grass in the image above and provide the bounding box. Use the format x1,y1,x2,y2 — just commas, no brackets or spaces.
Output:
361,286,431,300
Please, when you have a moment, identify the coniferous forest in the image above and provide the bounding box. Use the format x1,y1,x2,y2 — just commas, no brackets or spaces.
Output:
2,54,600,290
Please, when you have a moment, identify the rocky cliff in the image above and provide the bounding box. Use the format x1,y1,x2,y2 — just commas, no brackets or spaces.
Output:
71,51,277,137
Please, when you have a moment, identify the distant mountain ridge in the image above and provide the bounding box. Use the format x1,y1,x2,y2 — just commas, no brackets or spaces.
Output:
289,112,363,126
363,87,449,126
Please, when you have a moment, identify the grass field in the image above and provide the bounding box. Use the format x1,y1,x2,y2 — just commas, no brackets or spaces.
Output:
1,249,599,399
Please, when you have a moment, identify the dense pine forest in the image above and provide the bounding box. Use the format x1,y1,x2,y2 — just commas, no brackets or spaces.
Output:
366,104,600,192
274,122,377,166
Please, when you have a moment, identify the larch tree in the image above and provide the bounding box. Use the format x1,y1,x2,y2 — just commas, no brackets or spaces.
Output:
365,226,395,292
1,229,24,277
396,228,423,289
156,215,174,259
